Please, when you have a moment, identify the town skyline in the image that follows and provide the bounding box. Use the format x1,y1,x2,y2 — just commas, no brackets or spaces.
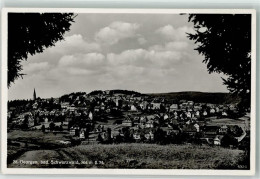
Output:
9,88,233,101
8,13,228,100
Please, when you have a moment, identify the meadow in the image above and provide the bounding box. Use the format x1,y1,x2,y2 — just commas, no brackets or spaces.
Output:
8,142,246,169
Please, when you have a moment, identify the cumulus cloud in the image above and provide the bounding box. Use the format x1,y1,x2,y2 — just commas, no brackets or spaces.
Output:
107,48,182,68
23,62,49,73
137,37,147,45
149,41,189,51
57,53,106,76
49,34,101,54
155,25,195,41
95,21,140,45
58,53,105,69
66,68,95,75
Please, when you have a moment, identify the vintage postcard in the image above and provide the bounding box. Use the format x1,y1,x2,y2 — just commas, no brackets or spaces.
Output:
1,8,256,175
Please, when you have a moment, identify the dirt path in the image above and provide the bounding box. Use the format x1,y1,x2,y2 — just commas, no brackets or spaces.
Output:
8,150,60,168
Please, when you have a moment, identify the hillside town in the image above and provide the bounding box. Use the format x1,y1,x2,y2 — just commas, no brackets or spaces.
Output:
8,89,250,148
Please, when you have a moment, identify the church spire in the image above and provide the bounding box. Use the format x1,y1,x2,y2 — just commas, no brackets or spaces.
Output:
33,88,36,100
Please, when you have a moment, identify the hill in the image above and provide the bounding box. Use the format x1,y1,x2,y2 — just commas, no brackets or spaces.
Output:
89,89,144,96
147,91,240,104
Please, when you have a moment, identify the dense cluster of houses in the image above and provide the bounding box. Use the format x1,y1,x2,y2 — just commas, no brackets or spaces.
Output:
8,90,249,147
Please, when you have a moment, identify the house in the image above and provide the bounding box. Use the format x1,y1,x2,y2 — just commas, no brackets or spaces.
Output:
180,103,188,110
44,111,50,116
187,107,193,112
133,132,141,140
61,102,70,109
144,131,154,140
44,117,49,123
50,110,55,116
68,105,75,112
140,116,148,123
95,124,104,132
195,111,200,117
213,136,221,145
187,101,194,106
39,111,45,116
186,111,192,118
169,104,178,112
193,123,200,132
228,104,236,111
88,111,93,120
122,119,132,127
163,114,169,120
79,128,87,139
185,120,191,125
32,102,38,109
222,111,228,116
193,105,202,111
130,105,138,111
203,111,208,116
139,101,148,110
115,99,122,107
151,101,161,110
100,103,106,110
182,124,197,135
94,106,100,112
173,111,178,116
210,108,216,114
70,126,80,136
223,105,229,111
219,125,228,134
55,111,62,117
206,103,215,108
145,120,154,128
203,126,220,135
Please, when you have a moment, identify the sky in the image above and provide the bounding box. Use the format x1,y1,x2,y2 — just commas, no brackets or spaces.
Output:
8,13,228,100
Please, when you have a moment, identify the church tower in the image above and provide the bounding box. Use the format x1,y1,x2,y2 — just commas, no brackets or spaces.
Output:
33,88,36,101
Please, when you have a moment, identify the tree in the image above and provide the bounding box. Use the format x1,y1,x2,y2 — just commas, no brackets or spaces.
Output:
21,115,29,129
187,14,251,110
49,122,55,131
97,133,103,143
8,13,75,86
41,125,46,133
221,133,238,147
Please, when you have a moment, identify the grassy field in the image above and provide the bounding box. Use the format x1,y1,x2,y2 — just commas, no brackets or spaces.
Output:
7,130,70,164
8,143,246,169
8,130,69,145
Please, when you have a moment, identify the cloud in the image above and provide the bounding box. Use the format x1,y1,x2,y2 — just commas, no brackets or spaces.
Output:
58,53,105,68
137,37,147,45
149,41,189,51
49,34,101,54
66,68,95,75
23,62,49,73
107,48,182,69
95,21,140,45
56,53,106,77
155,25,195,41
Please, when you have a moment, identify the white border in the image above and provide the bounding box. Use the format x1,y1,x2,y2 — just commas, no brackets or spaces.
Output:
1,8,257,176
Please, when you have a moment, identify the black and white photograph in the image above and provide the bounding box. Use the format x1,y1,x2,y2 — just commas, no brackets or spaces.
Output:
1,8,256,175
